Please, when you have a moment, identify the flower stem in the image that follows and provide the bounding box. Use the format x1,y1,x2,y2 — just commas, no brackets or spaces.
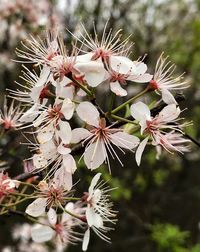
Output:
111,114,137,124
58,202,84,221
69,76,93,97
111,87,149,114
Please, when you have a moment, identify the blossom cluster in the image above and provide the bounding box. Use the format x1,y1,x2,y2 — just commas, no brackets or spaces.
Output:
0,24,191,251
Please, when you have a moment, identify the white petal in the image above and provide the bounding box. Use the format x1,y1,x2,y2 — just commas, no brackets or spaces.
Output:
135,137,149,166
130,102,151,122
110,132,139,149
76,53,93,63
53,166,73,190
110,55,137,75
82,228,90,251
62,202,74,223
56,76,74,100
62,154,77,174
57,143,71,155
71,128,92,144
88,173,101,195
128,73,153,83
19,104,39,123
56,120,72,144
77,88,87,97
76,102,100,127
86,208,103,228
84,140,107,170
40,140,57,157
37,123,54,144
61,98,75,120
134,62,147,75
161,88,177,105
110,82,127,96
25,198,47,217
75,61,106,87
36,66,50,87
31,225,54,243
33,154,48,169
158,104,180,122
47,208,57,226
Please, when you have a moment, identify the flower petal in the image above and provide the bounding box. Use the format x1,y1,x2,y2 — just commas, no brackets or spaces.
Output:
110,132,139,149
56,120,72,144
53,166,73,190
110,55,137,75
25,198,47,217
37,123,54,144
88,173,101,195
75,61,106,87
159,104,180,122
161,88,177,105
71,128,92,144
47,208,57,226
62,154,77,174
86,207,103,228
110,82,127,96
84,139,106,170
82,228,90,251
61,98,75,120
31,225,55,243
130,101,151,122
36,66,51,87
33,154,48,169
76,102,100,127
135,137,149,166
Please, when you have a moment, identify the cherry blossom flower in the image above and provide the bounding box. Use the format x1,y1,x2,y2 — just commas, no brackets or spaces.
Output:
9,65,52,105
72,22,132,63
31,204,83,247
104,58,152,96
32,136,77,178
16,30,59,65
82,173,116,251
0,171,19,198
20,98,74,144
149,53,189,104
71,102,139,170
25,167,73,217
130,101,190,165
0,99,24,130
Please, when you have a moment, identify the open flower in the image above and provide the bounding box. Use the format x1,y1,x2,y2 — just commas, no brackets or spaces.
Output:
104,58,152,96
149,53,189,104
25,167,73,217
32,136,77,178
82,173,116,251
31,204,83,248
16,30,59,65
130,101,190,165
0,99,24,130
21,98,74,145
71,102,139,170
0,172,19,199
72,22,132,63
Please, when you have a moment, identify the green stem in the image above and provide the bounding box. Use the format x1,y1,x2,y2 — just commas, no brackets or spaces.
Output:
70,77,93,97
58,202,84,221
108,92,116,114
111,114,137,124
63,197,81,201
10,192,33,197
111,87,149,114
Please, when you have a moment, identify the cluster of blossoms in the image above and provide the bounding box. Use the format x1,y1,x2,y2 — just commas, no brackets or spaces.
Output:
0,24,191,251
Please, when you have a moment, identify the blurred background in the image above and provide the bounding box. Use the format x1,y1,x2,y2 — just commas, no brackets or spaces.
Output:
0,0,200,251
